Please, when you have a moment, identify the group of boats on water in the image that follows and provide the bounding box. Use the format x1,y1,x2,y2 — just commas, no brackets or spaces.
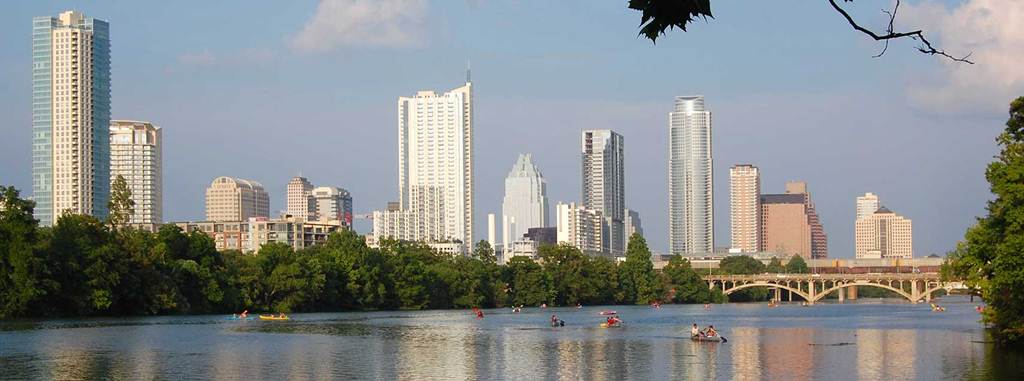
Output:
226,310,290,321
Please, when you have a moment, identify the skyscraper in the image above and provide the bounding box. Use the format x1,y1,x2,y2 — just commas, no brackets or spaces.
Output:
32,10,111,225
669,96,713,255
205,176,269,222
312,186,353,227
556,202,604,254
856,192,880,220
109,120,162,224
502,153,549,243
286,176,315,221
786,181,828,258
759,181,827,259
730,164,760,252
582,130,625,255
374,79,474,248
855,206,913,259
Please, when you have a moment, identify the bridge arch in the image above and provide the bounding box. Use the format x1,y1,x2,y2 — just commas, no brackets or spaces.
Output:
816,282,915,303
720,282,812,302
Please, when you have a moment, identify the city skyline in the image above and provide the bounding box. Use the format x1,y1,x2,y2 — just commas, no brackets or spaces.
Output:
1,2,1013,257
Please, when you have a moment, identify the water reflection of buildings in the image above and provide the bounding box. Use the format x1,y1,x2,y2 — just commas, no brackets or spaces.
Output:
856,329,917,380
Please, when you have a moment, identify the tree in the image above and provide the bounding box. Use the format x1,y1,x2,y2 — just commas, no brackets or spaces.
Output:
766,257,785,273
786,255,809,274
107,175,135,229
627,0,971,62
618,233,662,304
950,96,1024,348
473,240,496,264
720,255,766,275
505,256,552,307
662,255,723,303
0,186,50,318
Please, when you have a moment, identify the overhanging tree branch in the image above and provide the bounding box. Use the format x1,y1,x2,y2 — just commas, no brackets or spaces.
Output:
828,0,973,63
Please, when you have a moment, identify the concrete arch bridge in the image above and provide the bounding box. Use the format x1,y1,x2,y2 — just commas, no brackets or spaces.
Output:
704,273,952,304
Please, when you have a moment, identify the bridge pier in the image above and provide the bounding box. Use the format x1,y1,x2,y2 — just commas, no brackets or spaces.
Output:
838,286,845,302
848,285,857,300
911,281,920,303
808,281,816,305
774,287,781,302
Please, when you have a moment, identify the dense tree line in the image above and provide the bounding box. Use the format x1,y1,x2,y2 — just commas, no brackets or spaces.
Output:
944,97,1024,348
1,187,723,318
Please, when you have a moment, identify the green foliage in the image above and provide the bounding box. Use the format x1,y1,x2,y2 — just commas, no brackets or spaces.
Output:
107,175,134,229
766,257,785,273
618,233,663,304
950,96,1024,348
662,255,724,303
786,255,809,274
473,240,496,263
0,188,727,318
720,255,766,275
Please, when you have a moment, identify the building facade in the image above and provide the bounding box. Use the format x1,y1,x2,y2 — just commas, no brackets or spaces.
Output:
856,192,880,221
624,209,643,248
786,181,828,258
109,120,162,224
759,182,828,259
669,96,713,255
760,194,813,259
581,130,625,256
373,80,474,249
501,153,549,244
730,164,760,253
32,10,111,225
855,207,913,259
555,202,604,255
175,216,343,254
286,176,315,221
312,186,353,226
205,176,269,222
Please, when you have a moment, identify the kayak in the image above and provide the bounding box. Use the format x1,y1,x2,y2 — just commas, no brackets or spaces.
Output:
226,316,255,321
691,335,723,342
599,311,618,315
259,315,290,321
600,323,622,328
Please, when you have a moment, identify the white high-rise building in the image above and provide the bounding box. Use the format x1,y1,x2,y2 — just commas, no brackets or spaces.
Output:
855,206,913,259
32,10,111,225
312,186,353,226
109,120,162,224
624,209,643,247
669,96,714,255
502,153,549,243
730,164,760,252
582,130,625,256
286,176,315,221
556,202,604,254
373,79,474,249
205,176,269,222
856,192,880,220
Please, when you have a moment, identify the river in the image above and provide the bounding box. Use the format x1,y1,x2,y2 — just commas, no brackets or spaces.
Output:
1,296,1020,380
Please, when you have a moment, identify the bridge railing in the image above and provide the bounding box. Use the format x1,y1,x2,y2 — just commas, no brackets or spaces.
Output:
702,273,939,282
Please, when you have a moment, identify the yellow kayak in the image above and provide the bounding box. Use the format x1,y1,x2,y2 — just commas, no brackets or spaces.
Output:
600,323,622,328
259,315,290,321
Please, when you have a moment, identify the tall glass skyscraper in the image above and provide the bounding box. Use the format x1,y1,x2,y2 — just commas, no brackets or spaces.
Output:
582,129,625,256
669,96,713,255
32,10,110,225
501,153,549,243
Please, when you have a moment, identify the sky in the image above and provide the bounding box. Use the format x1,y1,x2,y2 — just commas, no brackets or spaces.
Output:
1,0,1021,257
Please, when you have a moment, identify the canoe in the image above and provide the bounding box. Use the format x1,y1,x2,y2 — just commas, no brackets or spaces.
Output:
259,315,290,321
691,335,722,342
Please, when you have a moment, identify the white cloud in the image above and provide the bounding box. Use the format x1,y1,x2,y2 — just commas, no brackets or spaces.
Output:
291,0,428,52
903,0,1024,113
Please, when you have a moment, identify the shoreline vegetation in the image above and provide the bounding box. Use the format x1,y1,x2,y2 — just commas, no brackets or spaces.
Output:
1,187,723,319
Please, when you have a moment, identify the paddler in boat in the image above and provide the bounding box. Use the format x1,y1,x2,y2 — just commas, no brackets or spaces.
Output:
691,323,701,338
704,325,718,337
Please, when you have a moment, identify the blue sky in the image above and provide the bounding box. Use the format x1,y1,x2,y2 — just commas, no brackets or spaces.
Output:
2,0,1020,256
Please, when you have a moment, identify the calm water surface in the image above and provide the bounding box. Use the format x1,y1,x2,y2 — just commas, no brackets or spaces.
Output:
1,296,1021,380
